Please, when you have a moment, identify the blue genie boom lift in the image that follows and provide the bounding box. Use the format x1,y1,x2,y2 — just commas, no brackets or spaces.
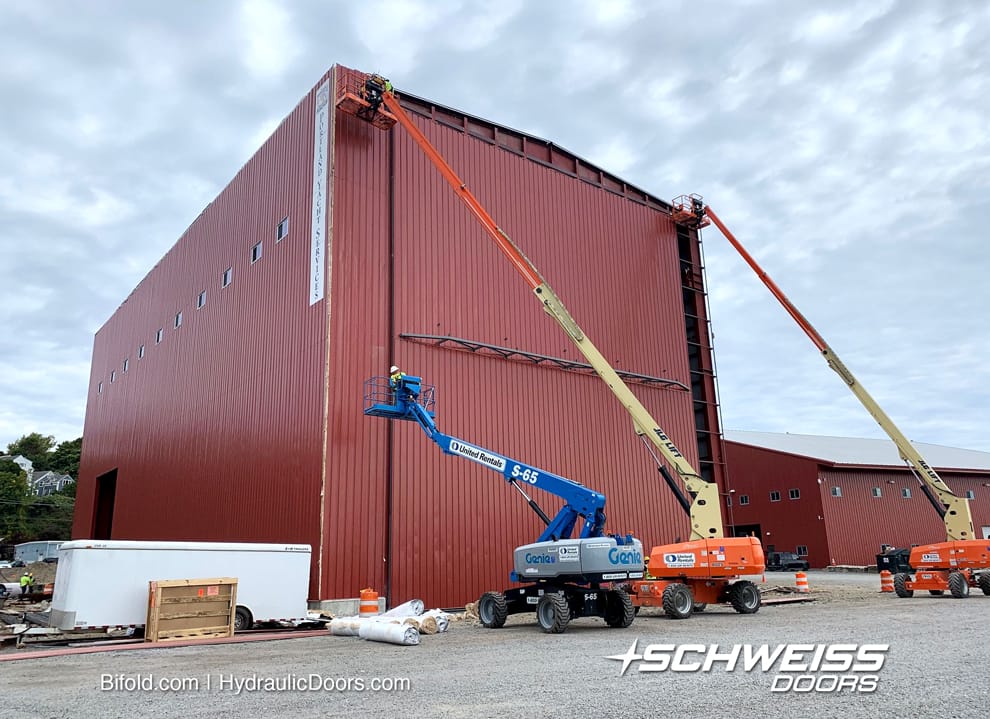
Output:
364,374,644,633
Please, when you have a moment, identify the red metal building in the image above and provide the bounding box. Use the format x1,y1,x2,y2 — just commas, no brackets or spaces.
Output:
724,431,990,567
74,65,726,608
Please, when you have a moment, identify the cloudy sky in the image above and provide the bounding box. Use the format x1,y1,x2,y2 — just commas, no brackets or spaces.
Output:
1,0,987,457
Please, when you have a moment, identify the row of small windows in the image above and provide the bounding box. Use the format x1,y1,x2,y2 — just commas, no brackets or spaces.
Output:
726,485,980,505
97,217,289,395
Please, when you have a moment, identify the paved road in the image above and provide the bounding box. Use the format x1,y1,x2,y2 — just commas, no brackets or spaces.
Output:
2,576,985,719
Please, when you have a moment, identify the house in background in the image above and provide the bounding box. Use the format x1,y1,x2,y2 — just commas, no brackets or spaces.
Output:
31,471,75,496
723,430,990,568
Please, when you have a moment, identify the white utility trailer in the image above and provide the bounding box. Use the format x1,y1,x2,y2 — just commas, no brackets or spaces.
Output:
51,540,311,631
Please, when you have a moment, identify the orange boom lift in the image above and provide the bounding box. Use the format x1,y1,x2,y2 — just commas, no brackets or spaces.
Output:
338,75,764,618
672,195,990,599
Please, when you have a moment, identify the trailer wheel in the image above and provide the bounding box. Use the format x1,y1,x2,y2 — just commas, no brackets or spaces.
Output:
536,593,570,634
234,606,253,631
478,591,507,629
928,590,944,596
892,573,913,598
729,580,761,614
604,589,635,628
661,583,693,619
948,571,969,598
978,573,990,596
692,603,707,613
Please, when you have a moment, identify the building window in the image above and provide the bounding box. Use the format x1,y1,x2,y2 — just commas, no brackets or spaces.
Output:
110,370,116,383
872,487,882,498
197,290,207,309
796,545,808,557
769,490,781,502
98,381,103,394
277,217,289,242
156,328,164,344
789,488,800,500
965,490,975,500
902,488,912,499
138,344,145,359
174,311,183,328
251,241,263,264
831,486,842,497
222,267,233,287
123,358,129,373
739,495,750,506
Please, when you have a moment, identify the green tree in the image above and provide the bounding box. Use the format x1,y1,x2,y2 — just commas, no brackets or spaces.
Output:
0,458,30,543
25,494,74,540
6,433,56,470
48,437,82,478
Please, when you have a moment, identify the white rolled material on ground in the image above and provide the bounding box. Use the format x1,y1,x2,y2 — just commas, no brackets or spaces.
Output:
422,609,450,633
381,599,424,618
358,619,420,645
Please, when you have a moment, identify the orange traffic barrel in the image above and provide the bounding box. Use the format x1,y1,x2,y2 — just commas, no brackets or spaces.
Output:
795,572,809,593
879,570,894,593
359,587,379,617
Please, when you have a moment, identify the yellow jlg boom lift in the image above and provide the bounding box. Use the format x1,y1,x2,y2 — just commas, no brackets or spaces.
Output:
337,75,764,618
671,195,990,599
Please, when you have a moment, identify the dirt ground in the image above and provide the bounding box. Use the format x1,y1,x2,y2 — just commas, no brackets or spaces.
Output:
0,561,58,586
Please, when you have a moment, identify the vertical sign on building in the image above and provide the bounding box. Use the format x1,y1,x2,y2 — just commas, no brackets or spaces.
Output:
310,80,330,305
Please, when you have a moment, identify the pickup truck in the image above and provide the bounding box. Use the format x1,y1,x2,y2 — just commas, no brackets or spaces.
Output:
766,551,810,571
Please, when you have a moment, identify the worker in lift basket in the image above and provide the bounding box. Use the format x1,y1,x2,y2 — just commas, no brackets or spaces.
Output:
389,365,406,391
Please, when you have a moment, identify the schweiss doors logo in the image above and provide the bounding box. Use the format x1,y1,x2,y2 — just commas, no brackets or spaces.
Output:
606,641,888,693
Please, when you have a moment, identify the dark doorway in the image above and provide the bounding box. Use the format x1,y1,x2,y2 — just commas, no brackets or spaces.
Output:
733,523,761,539
92,469,118,540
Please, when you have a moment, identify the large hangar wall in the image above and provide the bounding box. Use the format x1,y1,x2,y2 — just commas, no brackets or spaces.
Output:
74,71,335,596
76,64,723,607
328,79,716,606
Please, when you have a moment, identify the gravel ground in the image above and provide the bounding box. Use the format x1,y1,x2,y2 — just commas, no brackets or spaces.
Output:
1,571,986,718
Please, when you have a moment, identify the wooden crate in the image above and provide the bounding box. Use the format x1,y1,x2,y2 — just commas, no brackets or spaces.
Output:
145,577,237,643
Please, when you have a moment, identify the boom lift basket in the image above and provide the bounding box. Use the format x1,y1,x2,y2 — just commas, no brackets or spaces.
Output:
363,376,436,420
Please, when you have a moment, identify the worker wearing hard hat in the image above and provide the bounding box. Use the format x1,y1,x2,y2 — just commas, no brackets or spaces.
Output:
389,365,405,388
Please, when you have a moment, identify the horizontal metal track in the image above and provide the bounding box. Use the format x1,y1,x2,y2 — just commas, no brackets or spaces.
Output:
399,333,688,391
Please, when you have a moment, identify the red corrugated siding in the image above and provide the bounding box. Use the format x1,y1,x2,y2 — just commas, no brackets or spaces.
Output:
75,71,333,597
726,441,990,567
818,468,990,564
78,64,722,608
327,99,704,608
723,442,829,566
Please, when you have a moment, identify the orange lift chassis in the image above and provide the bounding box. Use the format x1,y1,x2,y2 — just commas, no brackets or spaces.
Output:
338,75,765,619
671,194,990,599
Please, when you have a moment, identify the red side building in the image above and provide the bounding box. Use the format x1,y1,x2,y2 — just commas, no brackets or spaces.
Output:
73,65,726,607
724,431,990,567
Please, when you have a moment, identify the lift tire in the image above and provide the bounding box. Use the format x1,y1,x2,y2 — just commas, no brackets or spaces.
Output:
729,580,761,614
234,606,253,632
478,591,508,629
928,590,944,596
536,593,570,634
892,573,913,598
604,589,635,628
948,571,969,599
978,573,990,596
661,583,693,620
692,603,707,613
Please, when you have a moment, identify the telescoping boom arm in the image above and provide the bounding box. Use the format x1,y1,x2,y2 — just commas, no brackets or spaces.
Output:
692,200,975,541
364,376,608,543
375,87,723,541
